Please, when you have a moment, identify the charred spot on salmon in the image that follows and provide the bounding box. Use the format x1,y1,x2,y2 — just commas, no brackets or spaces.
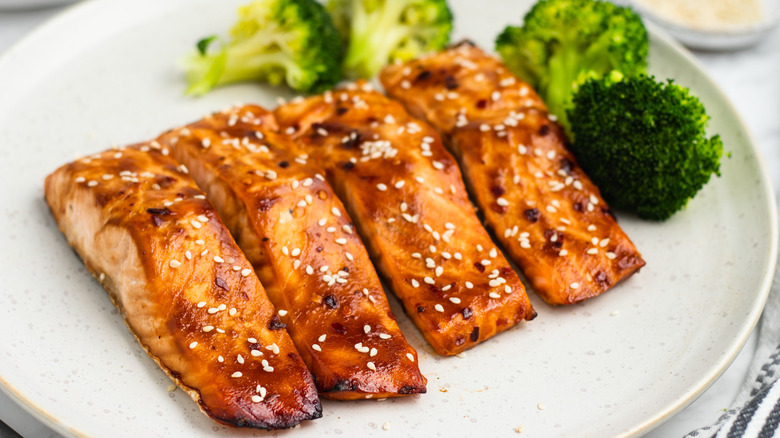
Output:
152,215,164,227
278,160,289,168
452,39,476,48
454,336,465,346
538,124,550,136
461,307,473,319
146,207,172,215
573,202,584,212
399,386,418,394
524,208,540,223
249,342,261,350
268,315,287,330
490,185,505,197
333,380,356,392
475,99,488,109
470,327,480,342
316,246,323,252
214,277,229,291
323,294,339,309
474,262,485,273
594,271,610,286
341,161,355,171
415,70,432,81
256,197,277,212
444,75,458,90
417,306,426,313
336,107,348,115
559,158,575,173
341,130,362,149
331,322,347,334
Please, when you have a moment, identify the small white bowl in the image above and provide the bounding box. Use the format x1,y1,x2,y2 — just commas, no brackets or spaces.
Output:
631,0,780,51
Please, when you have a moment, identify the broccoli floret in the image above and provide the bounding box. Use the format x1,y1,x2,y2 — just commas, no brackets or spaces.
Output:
568,72,724,221
183,0,342,95
327,0,453,79
495,0,648,132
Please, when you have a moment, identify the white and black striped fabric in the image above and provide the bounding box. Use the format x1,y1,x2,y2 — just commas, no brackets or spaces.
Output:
687,250,780,438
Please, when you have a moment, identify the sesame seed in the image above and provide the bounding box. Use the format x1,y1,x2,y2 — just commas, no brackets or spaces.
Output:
465,281,473,289
432,161,444,170
454,252,463,260
606,252,617,260
229,307,237,316
379,333,391,340
394,180,405,189
237,354,244,364
424,276,435,285
189,341,198,349
489,292,501,299
449,297,461,304
335,238,347,245
434,304,444,312
231,372,242,378
318,218,327,226
559,250,568,256
218,356,224,362
207,307,218,314
497,197,509,207
587,248,598,255
213,256,224,263
312,344,322,352
332,207,342,217
364,325,371,334
306,265,314,275
241,268,252,277
202,325,214,332
537,403,546,411
570,282,580,289
87,180,98,187
346,252,354,261
169,260,181,268
367,362,377,371
201,138,211,148
411,279,420,288
251,395,262,403
481,259,492,266
251,350,262,357
489,279,501,287
415,176,425,183
491,91,501,101
600,238,610,247
406,353,415,362
196,239,205,245
377,183,387,191
232,265,241,271
370,348,378,357
435,266,444,277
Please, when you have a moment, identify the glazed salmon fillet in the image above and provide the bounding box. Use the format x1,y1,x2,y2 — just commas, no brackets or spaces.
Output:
44,144,320,429
381,43,645,305
158,105,426,399
275,82,536,356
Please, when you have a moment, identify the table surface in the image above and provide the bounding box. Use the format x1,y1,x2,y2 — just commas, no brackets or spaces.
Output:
0,3,777,438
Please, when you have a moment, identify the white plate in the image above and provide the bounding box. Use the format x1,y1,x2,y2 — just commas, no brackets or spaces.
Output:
0,1,776,437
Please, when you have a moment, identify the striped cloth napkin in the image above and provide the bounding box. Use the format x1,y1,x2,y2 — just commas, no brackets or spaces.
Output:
686,249,780,437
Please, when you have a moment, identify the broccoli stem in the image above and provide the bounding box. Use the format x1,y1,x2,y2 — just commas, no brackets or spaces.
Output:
342,0,413,78
545,36,581,125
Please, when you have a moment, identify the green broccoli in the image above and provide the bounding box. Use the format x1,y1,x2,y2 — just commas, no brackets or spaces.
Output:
326,0,453,79
568,72,724,221
183,0,343,95
495,0,648,132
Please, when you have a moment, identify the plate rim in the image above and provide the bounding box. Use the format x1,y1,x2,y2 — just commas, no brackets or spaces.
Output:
0,2,776,437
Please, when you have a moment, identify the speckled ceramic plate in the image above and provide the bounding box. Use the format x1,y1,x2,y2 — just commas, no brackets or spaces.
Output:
0,1,776,437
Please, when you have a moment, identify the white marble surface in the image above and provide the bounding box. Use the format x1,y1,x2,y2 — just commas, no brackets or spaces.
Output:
0,3,776,438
